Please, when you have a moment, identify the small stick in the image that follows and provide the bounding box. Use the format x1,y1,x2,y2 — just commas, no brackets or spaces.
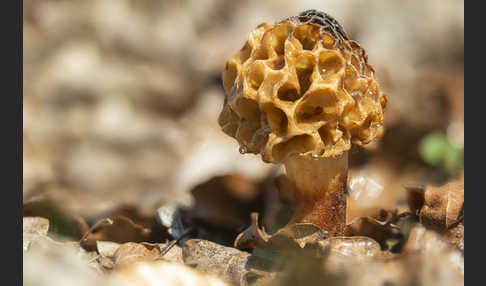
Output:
160,227,193,256
79,218,114,243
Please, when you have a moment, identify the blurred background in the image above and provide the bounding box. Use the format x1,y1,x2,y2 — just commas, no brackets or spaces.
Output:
23,0,464,226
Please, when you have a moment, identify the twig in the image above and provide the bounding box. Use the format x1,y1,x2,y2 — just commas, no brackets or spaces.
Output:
79,218,114,243
160,227,193,256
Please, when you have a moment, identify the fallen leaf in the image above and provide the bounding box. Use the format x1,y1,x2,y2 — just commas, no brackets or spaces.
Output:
113,242,161,269
96,241,121,270
182,239,252,286
234,213,326,252
97,241,121,258
81,216,152,251
407,178,464,229
266,223,327,250
421,181,464,229
406,177,464,247
234,213,270,249
344,217,400,250
313,236,382,263
275,232,462,286
97,240,184,270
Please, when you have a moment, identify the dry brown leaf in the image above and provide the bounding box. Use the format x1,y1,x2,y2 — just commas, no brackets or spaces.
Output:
275,232,462,286
344,217,400,249
313,236,382,263
97,240,183,270
234,213,270,249
266,223,327,250
182,239,252,286
160,243,184,264
96,241,121,270
113,242,161,269
422,181,464,229
234,212,327,251
81,216,152,251
407,178,464,247
407,179,464,229
97,241,121,258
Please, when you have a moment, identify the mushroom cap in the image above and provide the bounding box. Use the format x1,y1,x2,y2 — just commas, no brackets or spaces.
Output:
219,10,387,163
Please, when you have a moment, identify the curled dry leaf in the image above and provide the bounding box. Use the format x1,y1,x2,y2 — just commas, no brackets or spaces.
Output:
234,213,326,251
97,240,183,270
344,217,400,250
407,178,464,247
313,236,382,263
81,216,152,251
97,241,121,258
96,241,121,270
183,239,252,286
266,223,327,250
113,242,161,269
234,213,270,249
112,261,228,286
423,181,463,229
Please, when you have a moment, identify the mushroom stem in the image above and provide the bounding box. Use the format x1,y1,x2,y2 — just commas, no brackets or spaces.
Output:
283,152,348,236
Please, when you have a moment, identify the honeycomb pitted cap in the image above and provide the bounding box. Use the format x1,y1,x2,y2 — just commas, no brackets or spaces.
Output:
219,10,387,163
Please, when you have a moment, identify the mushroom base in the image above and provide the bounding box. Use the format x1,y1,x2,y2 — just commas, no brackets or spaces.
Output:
284,153,348,236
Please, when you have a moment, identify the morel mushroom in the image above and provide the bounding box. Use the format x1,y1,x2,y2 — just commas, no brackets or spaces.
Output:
218,10,386,236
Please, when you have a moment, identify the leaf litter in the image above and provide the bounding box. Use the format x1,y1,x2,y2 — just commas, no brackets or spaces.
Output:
23,173,465,286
